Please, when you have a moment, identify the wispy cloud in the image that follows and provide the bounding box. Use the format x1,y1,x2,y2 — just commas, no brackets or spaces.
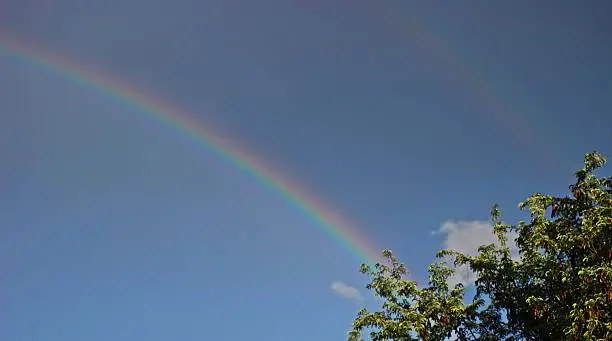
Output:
434,220,518,287
331,281,363,304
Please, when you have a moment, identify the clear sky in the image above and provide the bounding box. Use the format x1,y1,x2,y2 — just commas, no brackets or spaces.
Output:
1,1,611,340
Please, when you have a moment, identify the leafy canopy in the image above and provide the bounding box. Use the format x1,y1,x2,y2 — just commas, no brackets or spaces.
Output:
348,151,612,341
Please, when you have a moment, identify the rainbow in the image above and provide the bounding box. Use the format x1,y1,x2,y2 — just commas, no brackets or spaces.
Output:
359,2,560,168
0,35,385,265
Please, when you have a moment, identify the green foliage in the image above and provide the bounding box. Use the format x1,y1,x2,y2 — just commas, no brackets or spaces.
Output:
348,151,612,341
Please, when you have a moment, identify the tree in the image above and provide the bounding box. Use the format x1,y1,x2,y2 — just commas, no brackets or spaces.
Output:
348,151,612,341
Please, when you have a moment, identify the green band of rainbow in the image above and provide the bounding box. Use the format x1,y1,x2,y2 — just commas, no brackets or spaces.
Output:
0,36,384,265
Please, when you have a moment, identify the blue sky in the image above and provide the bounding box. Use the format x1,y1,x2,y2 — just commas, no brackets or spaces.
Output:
1,1,611,340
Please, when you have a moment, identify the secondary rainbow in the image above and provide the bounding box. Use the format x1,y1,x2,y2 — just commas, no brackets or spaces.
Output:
0,35,385,265
359,2,560,168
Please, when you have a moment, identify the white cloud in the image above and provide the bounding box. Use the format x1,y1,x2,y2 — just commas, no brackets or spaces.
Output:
331,281,363,304
434,220,519,287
